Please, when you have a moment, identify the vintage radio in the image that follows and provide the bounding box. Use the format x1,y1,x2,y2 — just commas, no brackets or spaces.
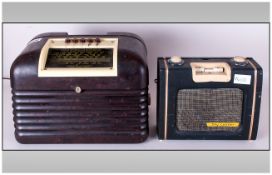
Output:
11,32,149,143
157,56,262,140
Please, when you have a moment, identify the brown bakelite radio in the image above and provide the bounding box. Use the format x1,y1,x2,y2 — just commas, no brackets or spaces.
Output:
157,56,262,140
11,32,149,143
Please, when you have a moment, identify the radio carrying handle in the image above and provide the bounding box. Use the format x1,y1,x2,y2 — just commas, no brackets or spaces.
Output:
190,62,231,83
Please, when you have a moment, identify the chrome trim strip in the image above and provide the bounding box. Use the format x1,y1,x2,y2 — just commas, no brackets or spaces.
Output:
163,58,169,140
248,60,257,140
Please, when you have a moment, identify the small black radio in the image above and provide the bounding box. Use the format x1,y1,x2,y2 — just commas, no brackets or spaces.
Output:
156,56,262,140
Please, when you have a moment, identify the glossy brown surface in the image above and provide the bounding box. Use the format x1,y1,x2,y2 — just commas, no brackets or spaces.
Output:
11,32,149,143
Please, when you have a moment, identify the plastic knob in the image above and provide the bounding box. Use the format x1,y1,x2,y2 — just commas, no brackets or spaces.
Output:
95,38,101,43
72,39,78,43
170,56,183,64
80,38,86,43
65,38,71,43
233,56,247,63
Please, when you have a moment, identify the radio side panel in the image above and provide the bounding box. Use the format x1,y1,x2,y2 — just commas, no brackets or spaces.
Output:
157,58,166,139
247,58,263,140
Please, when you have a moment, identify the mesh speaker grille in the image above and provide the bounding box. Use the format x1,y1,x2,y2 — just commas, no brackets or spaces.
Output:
176,88,243,132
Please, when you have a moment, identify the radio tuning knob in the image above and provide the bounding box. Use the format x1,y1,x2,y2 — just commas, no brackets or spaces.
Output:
65,38,71,43
88,39,93,43
80,38,86,43
233,56,247,63
169,56,183,64
75,86,82,93
72,39,79,43
95,38,101,44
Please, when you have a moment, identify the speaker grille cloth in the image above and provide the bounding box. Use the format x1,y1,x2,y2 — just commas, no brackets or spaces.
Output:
176,88,243,131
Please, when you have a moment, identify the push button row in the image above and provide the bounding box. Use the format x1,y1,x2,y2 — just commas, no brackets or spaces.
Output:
65,38,101,44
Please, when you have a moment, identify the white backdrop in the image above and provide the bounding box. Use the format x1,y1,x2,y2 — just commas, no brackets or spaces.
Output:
3,23,269,150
